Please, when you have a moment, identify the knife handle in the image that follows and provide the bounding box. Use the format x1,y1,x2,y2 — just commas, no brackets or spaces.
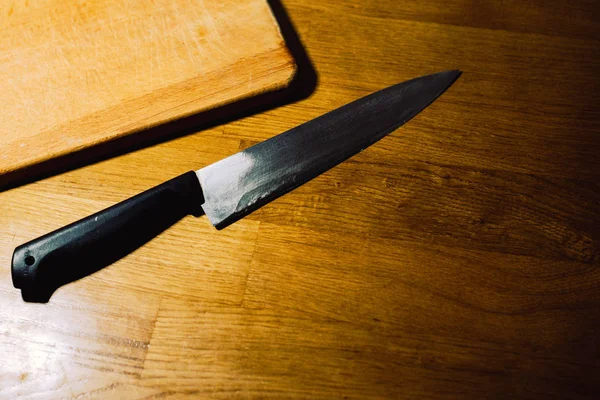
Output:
11,171,204,303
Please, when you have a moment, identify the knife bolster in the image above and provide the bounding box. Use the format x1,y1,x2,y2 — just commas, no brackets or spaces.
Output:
11,171,204,303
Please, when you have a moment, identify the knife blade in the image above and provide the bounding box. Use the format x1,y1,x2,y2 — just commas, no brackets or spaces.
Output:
12,70,461,302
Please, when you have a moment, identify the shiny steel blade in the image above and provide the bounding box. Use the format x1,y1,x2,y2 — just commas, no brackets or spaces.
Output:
197,70,461,229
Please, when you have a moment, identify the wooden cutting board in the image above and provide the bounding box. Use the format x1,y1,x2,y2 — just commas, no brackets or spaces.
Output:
0,0,295,177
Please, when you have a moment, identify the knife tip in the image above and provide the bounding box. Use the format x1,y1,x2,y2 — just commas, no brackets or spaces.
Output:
444,69,462,78
437,69,462,87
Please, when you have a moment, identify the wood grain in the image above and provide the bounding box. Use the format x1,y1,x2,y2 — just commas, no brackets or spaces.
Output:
1,0,599,398
0,0,295,175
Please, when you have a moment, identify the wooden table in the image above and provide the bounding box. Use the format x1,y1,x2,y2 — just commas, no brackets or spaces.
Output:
1,1,599,398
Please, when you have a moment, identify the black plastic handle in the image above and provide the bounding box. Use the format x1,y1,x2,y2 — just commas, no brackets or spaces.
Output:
12,171,204,303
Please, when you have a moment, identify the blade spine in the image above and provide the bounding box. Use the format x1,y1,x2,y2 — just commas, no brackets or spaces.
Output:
197,70,461,176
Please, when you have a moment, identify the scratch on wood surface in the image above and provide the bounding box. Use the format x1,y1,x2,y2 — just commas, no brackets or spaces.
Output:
140,296,163,374
197,0,227,58
248,70,254,89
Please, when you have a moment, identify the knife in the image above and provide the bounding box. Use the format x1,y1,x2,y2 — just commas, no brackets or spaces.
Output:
12,70,461,302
